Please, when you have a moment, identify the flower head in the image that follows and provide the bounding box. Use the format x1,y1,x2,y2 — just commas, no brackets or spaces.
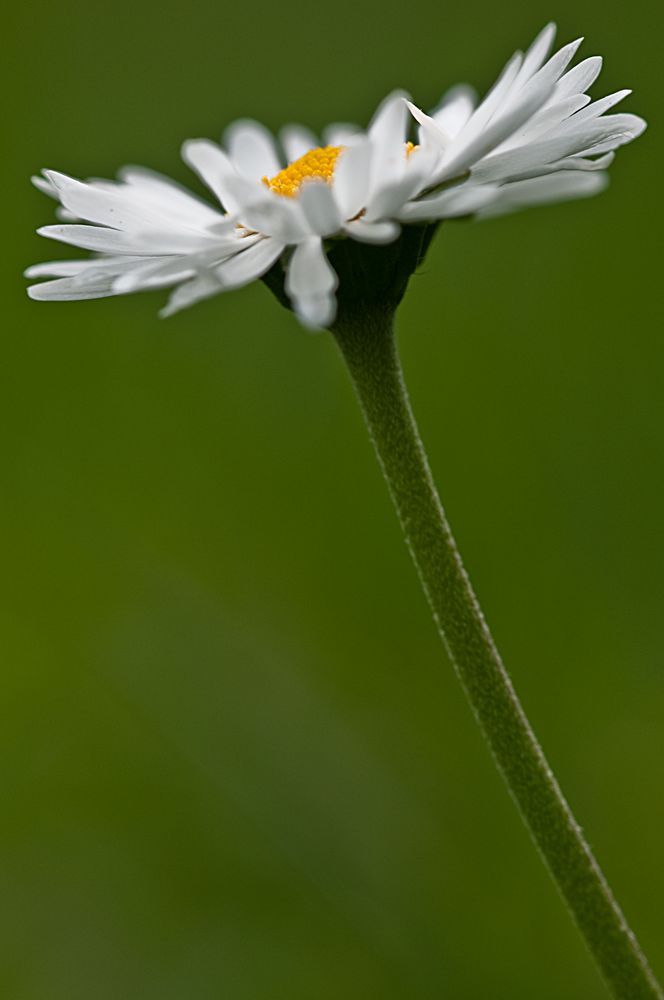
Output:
27,23,645,329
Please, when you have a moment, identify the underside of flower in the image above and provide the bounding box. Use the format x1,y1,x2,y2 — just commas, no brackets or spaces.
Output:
263,145,343,197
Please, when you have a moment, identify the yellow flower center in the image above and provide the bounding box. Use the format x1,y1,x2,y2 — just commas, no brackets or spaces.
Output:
263,142,420,199
263,146,343,198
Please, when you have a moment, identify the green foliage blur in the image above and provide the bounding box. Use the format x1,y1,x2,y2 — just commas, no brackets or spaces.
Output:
2,0,663,996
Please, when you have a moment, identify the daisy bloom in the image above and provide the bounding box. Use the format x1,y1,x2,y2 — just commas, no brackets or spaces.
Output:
26,22,645,329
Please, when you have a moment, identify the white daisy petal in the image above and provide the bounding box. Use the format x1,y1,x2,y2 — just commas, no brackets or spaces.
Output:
32,173,60,199
365,171,430,222
513,22,557,88
551,55,603,100
285,236,338,329
160,273,225,317
406,102,450,150
215,171,270,214
285,237,337,297
398,182,499,221
55,207,79,222
299,180,343,237
477,170,608,217
332,140,372,219
570,90,633,123
573,138,635,160
432,85,477,136
280,125,318,162
28,277,119,301
367,91,411,197
27,256,155,301
33,170,81,221
323,122,361,145
36,224,155,254
24,258,129,279
368,90,410,148
239,195,310,242
556,151,615,171
405,143,441,183
296,295,337,330
368,157,409,205
224,119,281,180
344,220,400,243
366,92,412,199
182,139,243,213
215,237,286,289
37,223,216,255
42,170,163,230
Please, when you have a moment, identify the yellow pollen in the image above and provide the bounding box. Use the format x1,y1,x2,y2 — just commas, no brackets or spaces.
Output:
405,141,418,157
263,145,343,198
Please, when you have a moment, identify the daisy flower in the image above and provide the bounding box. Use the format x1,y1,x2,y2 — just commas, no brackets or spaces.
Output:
26,22,645,329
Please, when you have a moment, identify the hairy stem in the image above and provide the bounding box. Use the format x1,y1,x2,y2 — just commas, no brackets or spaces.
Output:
333,309,662,1000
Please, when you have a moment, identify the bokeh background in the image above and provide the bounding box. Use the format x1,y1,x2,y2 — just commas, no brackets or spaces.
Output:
3,1,663,997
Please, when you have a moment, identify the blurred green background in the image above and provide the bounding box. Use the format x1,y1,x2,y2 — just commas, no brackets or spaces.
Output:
3,0,663,997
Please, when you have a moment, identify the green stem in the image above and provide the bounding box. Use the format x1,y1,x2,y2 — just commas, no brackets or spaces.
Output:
333,309,663,1000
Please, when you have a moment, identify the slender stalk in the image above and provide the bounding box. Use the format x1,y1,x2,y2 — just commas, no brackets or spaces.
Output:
333,309,663,1000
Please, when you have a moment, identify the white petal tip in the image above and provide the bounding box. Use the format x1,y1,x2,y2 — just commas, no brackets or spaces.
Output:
345,220,401,243
387,88,412,102
42,169,68,187
26,282,73,302
296,300,336,330
181,137,208,159
112,275,135,294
